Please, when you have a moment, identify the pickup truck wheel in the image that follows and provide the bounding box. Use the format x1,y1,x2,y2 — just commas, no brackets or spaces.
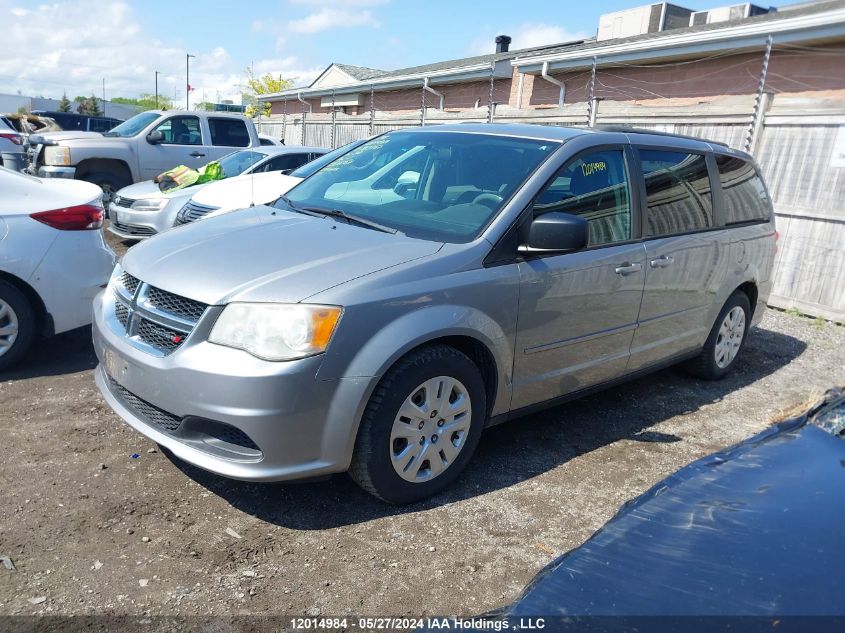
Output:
349,345,487,504
80,171,130,205
0,280,36,372
686,291,751,381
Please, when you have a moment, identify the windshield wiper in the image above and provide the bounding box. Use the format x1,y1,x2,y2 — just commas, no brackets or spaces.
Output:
281,198,398,235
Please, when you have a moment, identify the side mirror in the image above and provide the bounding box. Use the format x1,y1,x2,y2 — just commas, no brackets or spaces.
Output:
394,170,420,196
518,212,588,255
146,130,164,145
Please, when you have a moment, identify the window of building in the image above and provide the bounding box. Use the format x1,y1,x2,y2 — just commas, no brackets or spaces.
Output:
715,155,771,224
533,150,632,246
209,118,250,147
640,150,713,237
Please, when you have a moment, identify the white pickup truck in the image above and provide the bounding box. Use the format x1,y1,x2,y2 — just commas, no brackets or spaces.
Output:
30,110,261,200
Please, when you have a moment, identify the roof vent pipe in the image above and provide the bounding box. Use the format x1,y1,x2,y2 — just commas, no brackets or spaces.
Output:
495,35,512,53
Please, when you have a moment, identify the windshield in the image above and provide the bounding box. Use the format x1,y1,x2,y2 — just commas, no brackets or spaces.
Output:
282,131,558,243
103,112,160,137
289,139,368,178
217,150,265,177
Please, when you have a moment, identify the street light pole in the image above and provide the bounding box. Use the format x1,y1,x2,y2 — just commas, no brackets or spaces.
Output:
155,71,160,109
186,54,195,110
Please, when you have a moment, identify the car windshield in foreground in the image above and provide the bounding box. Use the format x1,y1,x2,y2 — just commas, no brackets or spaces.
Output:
217,150,265,177
281,131,558,243
103,112,160,137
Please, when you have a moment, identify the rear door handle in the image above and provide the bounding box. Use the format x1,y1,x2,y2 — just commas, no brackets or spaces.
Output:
189,151,206,158
615,262,643,275
649,255,674,268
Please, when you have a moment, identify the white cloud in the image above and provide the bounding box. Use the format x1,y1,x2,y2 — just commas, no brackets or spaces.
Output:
467,22,588,57
0,1,287,107
287,8,380,34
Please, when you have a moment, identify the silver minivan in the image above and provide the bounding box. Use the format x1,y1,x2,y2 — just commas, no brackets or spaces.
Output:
93,124,776,503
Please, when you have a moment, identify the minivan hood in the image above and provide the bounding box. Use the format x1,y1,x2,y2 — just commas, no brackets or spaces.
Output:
120,207,443,305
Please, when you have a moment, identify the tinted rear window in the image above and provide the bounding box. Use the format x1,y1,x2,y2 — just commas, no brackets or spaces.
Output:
715,155,771,224
209,118,250,147
640,150,713,237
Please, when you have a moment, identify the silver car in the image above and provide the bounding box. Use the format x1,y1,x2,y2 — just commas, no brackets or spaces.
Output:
107,145,327,239
93,125,776,503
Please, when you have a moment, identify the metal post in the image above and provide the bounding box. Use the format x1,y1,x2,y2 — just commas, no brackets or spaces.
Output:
420,80,426,127
744,35,774,154
301,101,307,145
369,85,375,136
330,89,337,148
282,99,287,143
586,57,597,127
102,78,105,116
186,53,195,110
155,71,160,109
487,61,495,123
589,97,600,128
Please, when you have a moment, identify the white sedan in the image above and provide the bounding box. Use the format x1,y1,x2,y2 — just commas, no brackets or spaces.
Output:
0,167,115,369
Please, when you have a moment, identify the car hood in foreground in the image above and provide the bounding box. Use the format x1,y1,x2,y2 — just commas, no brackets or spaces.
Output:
120,207,443,305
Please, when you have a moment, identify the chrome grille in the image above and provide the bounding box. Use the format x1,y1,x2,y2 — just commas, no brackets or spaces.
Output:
108,377,181,432
121,272,140,295
114,196,135,208
111,220,156,237
175,201,219,226
110,273,209,357
115,302,129,327
146,287,207,322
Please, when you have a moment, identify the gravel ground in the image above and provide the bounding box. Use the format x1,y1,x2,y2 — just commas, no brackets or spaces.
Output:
1,229,843,622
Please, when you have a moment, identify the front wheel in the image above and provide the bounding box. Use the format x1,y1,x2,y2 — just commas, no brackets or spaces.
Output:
686,291,751,380
349,345,487,504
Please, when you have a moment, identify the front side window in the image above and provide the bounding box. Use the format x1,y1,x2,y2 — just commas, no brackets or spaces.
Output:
283,131,558,243
640,150,713,237
715,155,771,224
209,118,250,147
533,150,632,246
154,116,201,145
259,153,311,173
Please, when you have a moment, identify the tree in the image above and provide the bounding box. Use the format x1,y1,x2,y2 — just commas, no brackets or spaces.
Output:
76,94,103,116
57,93,72,113
243,67,291,118
112,93,175,112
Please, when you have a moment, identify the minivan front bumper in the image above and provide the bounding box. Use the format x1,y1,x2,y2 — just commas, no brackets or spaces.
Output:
92,291,371,482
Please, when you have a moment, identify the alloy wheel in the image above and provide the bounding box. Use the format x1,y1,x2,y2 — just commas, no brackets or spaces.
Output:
714,306,746,368
0,298,20,358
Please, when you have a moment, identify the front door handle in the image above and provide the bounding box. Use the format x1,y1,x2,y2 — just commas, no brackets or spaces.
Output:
615,262,643,275
189,151,206,158
649,255,674,268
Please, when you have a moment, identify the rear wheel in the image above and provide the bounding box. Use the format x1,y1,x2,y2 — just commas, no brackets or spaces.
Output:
349,345,487,504
686,291,751,380
0,280,36,372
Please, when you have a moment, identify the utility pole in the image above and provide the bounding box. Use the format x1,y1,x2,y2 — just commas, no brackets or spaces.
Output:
102,78,106,116
155,71,160,109
186,53,195,110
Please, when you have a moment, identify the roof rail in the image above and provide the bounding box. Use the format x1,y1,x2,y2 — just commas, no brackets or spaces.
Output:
594,125,729,147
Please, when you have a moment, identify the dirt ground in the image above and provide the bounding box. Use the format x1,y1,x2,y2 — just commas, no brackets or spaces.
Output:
1,229,844,625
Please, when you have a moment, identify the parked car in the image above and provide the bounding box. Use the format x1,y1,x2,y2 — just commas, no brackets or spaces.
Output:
0,118,27,172
258,134,283,146
107,145,327,240
29,110,262,202
0,167,115,370
92,124,776,503
31,111,122,134
174,139,369,226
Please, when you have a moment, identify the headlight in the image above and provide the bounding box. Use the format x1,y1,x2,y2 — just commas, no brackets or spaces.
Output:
130,198,167,212
44,146,71,166
209,303,342,361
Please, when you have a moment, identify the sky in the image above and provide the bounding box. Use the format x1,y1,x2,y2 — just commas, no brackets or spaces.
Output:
0,0,792,108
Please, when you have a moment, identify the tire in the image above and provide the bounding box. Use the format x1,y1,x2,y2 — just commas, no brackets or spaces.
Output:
349,345,488,504
80,171,130,206
686,290,751,380
0,280,36,372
